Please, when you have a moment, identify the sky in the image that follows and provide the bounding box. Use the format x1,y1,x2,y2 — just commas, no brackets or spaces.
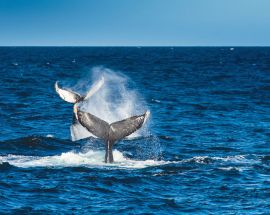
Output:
0,0,269,46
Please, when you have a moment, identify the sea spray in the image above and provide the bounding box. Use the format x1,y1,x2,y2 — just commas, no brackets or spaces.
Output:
73,67,150,138
61,67,162,160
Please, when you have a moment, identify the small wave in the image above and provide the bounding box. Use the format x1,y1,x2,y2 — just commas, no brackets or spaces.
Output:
183,155,258,165
0,161,14,170
0,150,169,169
46,134,54,138
186,156,214,164
151,99,161,103
0,136,78,156
218,167,242,172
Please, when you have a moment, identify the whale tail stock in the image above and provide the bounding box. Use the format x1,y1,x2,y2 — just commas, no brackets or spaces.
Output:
77,110,150,163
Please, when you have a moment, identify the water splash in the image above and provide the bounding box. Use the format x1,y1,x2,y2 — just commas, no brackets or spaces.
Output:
72,67,150,139
0,150,168,169
0,153,259,170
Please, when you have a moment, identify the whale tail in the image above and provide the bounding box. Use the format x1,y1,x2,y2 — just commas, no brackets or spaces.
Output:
77,110,150,163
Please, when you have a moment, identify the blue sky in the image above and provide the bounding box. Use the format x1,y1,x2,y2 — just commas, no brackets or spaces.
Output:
0,0,269,46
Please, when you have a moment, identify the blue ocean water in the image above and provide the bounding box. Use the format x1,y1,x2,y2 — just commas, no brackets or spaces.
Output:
0,47,270,214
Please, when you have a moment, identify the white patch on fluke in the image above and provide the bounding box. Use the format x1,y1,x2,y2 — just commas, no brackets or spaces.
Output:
55,81,80,103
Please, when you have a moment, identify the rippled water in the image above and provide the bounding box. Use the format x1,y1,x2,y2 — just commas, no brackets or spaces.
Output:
0,47,270,214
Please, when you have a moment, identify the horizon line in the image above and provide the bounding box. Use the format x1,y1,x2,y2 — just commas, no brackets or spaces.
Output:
0,45,270,48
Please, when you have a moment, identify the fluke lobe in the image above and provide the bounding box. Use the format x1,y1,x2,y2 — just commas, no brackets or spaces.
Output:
77,109,150,163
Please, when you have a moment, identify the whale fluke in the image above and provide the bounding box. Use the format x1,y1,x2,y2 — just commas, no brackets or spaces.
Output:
77,110,150,163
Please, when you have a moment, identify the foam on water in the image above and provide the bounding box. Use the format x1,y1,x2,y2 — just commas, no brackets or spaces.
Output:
0,150,168,169
0,151,258,170
184,155,258,165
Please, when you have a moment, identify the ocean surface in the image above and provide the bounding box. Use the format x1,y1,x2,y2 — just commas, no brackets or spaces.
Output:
0,47,270,214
